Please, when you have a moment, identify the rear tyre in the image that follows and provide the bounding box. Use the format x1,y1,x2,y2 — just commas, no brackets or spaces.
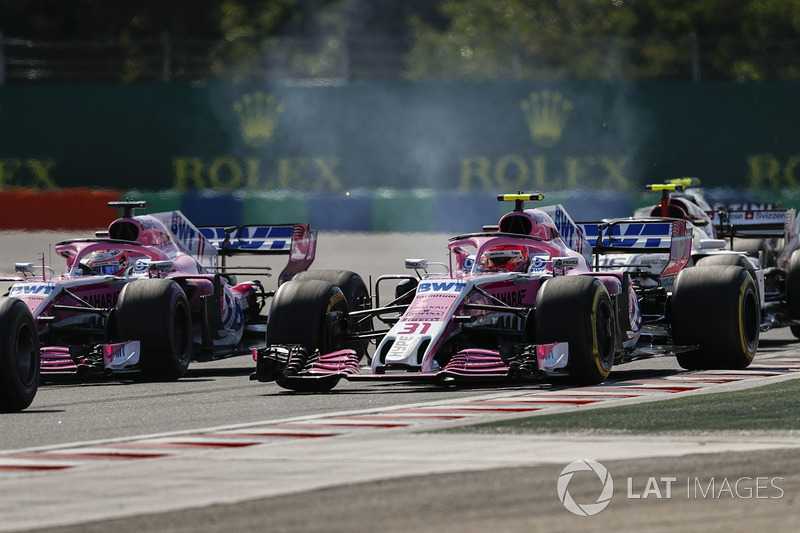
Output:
0,297,40,412
534,276,616,385
116,279,193,380
672,265,759,370
785,249,800,339
292,270,372,362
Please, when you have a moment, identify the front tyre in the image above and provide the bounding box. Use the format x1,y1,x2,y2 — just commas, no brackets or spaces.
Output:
534,276,616,385
672,265,759,370
292,270,371,361
266,279,349,355
0,297,40,412
116,279,193,380
266,280,349,393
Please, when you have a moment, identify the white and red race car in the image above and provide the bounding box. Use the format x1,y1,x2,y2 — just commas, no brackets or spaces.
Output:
0,200,316,410
709,202,800,335
594,178,799,336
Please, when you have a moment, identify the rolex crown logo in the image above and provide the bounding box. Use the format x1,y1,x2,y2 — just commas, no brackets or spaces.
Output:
520,90,573,148
233,91,285,147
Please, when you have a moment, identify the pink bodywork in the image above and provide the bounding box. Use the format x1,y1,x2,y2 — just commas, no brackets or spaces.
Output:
370,206,629,375
8,210,278,375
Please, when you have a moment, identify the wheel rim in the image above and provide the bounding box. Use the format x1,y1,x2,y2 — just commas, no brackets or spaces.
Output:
323,300,349,353
742,288,759,352
15,323,37,384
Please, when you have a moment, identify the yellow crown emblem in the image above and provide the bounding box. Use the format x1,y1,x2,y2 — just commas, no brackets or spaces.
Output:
520,90,573,148
233,91,285,147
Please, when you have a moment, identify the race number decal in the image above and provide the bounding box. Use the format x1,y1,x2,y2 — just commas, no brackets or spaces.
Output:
398,322,432,335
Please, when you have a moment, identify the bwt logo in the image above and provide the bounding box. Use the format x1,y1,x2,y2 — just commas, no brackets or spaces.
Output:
170,217,196,244
9,284,55,296
557,459,614,516
417,282,466,293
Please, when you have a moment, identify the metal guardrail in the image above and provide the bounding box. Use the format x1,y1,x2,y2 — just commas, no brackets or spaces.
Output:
1,32,799,84
0,32,406,84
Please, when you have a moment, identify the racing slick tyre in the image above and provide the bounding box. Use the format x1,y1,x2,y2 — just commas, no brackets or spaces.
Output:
267,279,348,353
266,280,349,392
0,297,40,412
116,279,193,381
292,270,372,363
731,237,775,269
695,253,761,304
672,265,759,370
785,249,800,338
534,275,616,385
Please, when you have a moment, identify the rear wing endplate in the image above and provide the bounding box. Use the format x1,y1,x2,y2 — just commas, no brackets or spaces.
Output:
198,224,317,284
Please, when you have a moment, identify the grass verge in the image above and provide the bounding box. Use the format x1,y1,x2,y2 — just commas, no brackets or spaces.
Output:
437,378,800,435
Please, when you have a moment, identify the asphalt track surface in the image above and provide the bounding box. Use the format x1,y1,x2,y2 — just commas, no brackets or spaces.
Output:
2,231,800,532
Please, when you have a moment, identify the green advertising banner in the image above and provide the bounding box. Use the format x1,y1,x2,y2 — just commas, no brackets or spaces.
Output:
0,81,797,192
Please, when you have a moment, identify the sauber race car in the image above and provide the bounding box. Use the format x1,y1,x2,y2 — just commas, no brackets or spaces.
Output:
632,178,717,243
589,178,800,336
709,200,786,269
710,202,800,336
0,200,317,389
251,193,759,392
595,179,754,273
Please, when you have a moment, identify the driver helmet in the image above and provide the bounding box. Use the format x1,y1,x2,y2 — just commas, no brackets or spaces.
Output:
461,254,476,272
79,249,129,276
479,245,529,272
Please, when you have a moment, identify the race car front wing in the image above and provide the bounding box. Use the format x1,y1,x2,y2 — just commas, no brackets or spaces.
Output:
41,340,141,376
250,341,569,390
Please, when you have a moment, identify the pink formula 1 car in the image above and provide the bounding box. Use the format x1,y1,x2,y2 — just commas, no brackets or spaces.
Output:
252,193,759,392
0,200,316,409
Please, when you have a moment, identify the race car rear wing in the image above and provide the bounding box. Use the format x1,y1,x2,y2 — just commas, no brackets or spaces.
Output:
198,224,317,284
578,218,693,287
578,218,685,253
709,207,800,270
709,208,797,240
